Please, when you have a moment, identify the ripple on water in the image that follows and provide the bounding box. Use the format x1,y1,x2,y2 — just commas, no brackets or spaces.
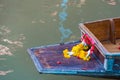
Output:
0,25,25,76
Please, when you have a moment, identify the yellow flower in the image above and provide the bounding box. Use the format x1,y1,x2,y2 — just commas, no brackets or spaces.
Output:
63,49,71,59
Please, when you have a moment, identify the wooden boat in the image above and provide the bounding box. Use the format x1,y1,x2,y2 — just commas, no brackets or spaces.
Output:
27,17,120,76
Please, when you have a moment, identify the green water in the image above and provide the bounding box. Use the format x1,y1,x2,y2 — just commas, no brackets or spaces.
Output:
0,0,120,80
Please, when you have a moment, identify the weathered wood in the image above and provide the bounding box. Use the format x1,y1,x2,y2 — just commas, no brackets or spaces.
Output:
110,19,116,44
84,20,111,41
80,18,120,54
79,17,120,71
113,17,120,39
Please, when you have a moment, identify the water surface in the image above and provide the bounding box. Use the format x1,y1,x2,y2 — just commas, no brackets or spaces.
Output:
0,0,120,80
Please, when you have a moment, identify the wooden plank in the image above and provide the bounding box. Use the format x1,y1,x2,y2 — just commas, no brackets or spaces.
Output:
102,39,120,53
113,18,120,39
84,20,111,41
110,19,116,44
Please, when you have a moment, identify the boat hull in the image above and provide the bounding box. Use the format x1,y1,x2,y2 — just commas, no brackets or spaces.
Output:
27,41,120,76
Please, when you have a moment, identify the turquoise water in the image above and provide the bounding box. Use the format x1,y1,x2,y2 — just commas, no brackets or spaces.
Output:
0,0,120,80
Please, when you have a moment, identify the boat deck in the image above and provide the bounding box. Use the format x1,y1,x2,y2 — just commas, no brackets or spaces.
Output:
28,41,120,76
28,41,105,75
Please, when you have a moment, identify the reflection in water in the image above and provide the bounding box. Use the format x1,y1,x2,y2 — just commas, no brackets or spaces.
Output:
59,0,72,42
0,26,12,56
59,25,72,42
0,26,26,55
0,45,12,56
68,0,86,8
58,0,87,42
51,11,58,16
2,38,24,48
0,70,13,76
0,25,11,35
1,34,25,54
102,0,117,5
31,0,86,43
76,0,86,8
0,26,25,76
